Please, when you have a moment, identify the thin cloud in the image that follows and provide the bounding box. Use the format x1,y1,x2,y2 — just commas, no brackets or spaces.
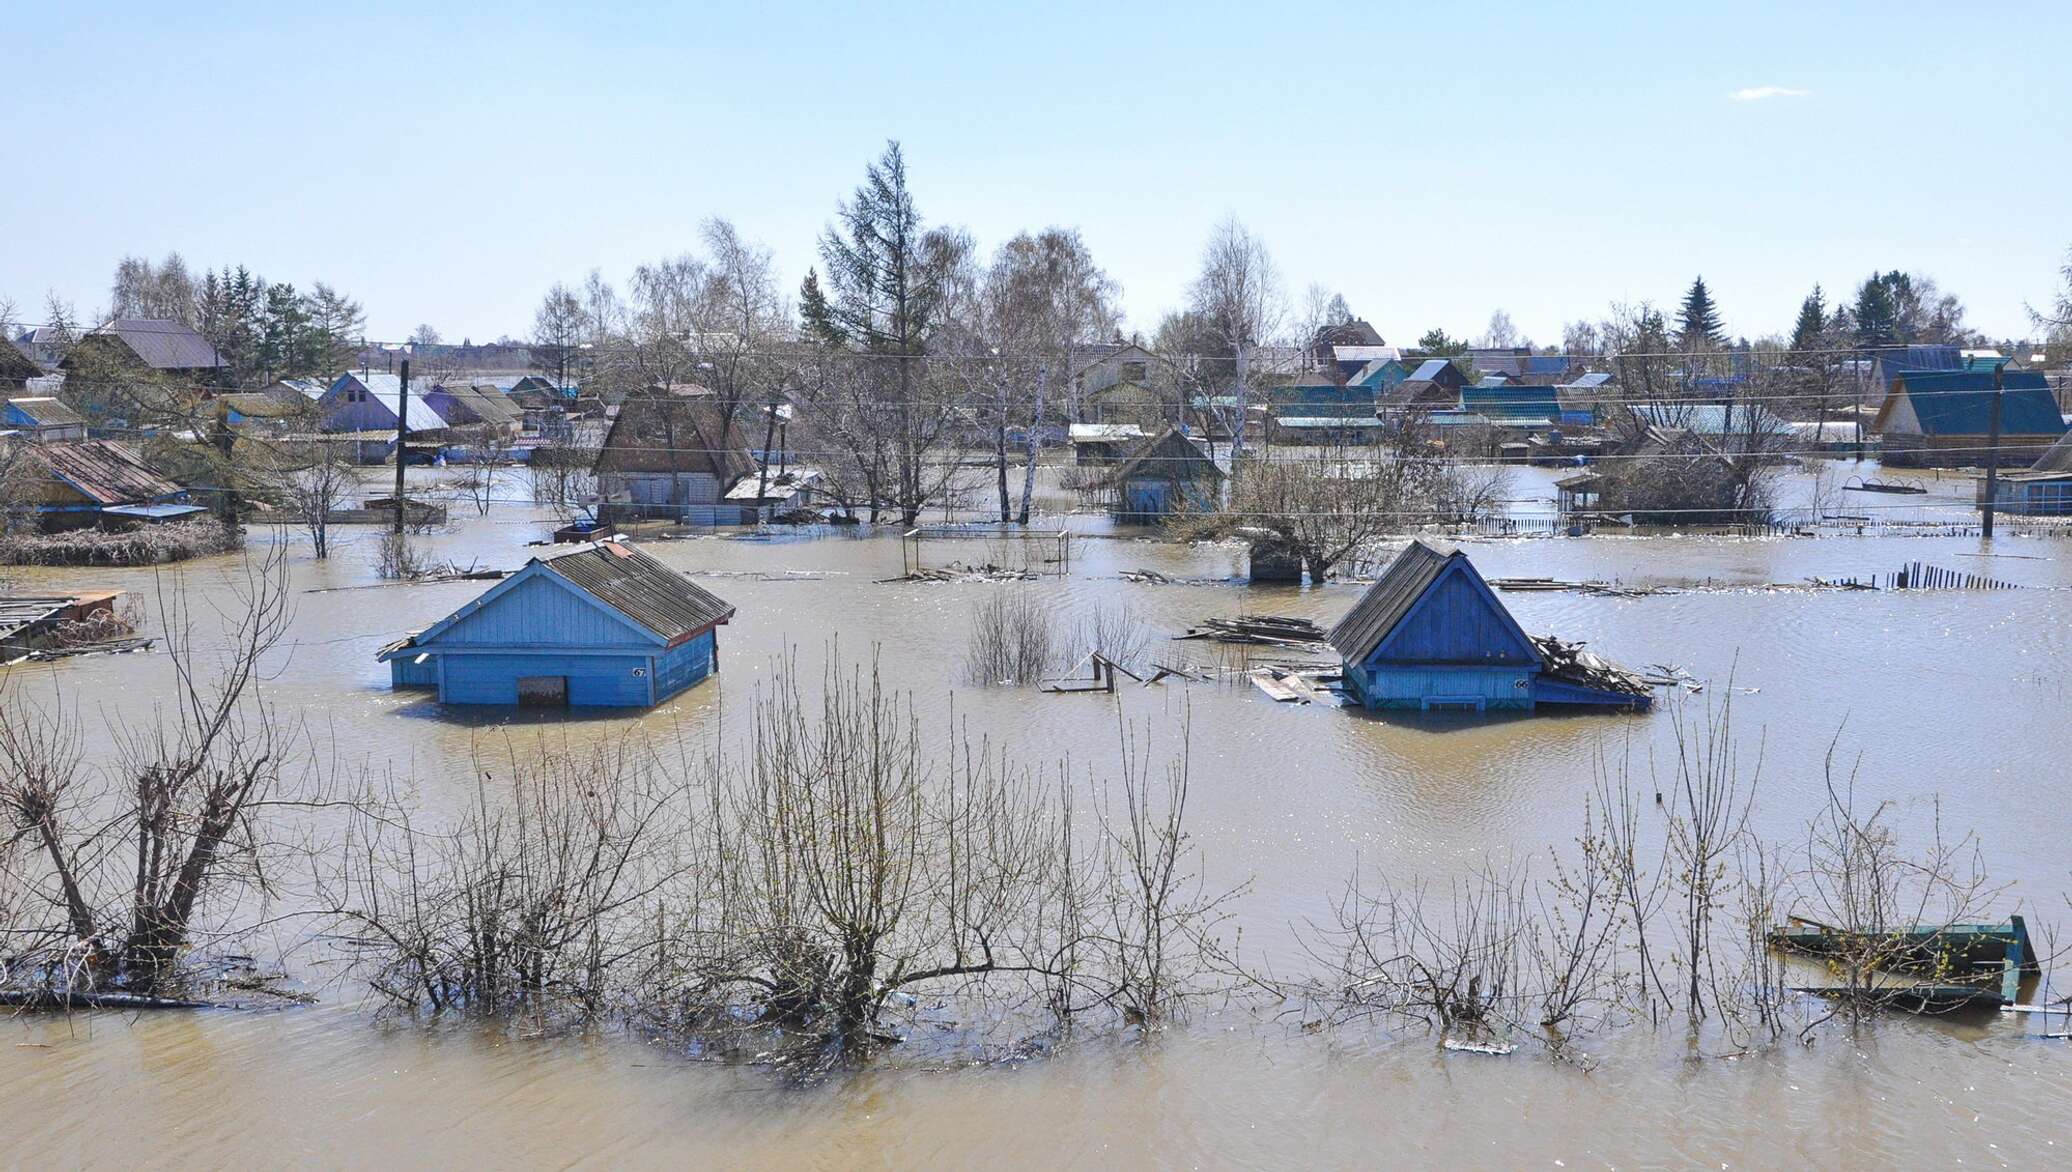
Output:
1731,85,1811,102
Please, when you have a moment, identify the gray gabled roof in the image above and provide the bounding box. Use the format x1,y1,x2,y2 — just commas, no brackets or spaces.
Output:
89,317,224,371
1326,540,1456,663
540,541,735,643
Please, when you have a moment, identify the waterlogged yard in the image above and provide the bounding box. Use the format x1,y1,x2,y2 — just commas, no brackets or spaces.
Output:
4,468,2072,1168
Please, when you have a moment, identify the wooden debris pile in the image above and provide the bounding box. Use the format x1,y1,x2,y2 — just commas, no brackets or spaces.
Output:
1248,665,1342,704
1175,615,1328,649
1530,635,1653,700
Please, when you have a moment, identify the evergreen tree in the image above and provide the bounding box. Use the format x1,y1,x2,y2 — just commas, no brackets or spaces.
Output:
1852,273,1899,346
1676,276,1723,350
1789,285,1827,354
1416,327,1466,356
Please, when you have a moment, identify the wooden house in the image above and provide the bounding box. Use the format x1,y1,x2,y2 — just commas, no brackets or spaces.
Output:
592,388,757,523
1872,370,2066,468
0,338,43,390
1069,422,1149,464
4,397,88,442
424,383,524,436
376,541,736,708
1976,428,2072,515
5,439,200,531
1327,541,1650,713
1110,428,1224,523
1381,359,1469,412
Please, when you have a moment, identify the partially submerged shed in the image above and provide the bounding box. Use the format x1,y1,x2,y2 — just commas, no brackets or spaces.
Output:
1326,541,1651,713
1109,428,1224,522
377,541,736,708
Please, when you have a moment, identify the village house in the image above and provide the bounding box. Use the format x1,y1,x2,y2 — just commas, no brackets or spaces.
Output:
1974,424,2072,515
3,397,88,443
2,439,201,531
1327,541,1651,713
592,387,758,523
1071,343,1179,431
1068,422,1149,464
377,540,735,708
1109,427,1224,523
1380,358,1470,413
424,382,524,434
1872,369,2066,468
53,318,225,429
1865,344,1964,407
317,371,448,461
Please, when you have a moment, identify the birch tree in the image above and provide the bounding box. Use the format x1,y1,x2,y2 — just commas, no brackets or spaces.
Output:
1187,218,1281,459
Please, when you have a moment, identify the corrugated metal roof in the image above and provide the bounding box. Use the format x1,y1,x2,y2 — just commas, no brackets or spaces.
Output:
2032,429,2072,474
594,393,757,482
1894,371,2065,436
1326,540,1455,663
1461,383,1561,420
103,502,209,520
32,440,185,505
5,396,84,427
541,542,735,643
89,318,223,371
1409,359,1453,382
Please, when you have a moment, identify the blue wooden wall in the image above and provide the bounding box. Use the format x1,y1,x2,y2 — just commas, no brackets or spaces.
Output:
652,631,716,701
1347,662,1535,711
439,651,653,707
436,573,652,647
1372,569,1537,665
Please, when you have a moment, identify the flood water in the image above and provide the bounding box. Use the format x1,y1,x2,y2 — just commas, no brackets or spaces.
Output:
5,463,2071,1168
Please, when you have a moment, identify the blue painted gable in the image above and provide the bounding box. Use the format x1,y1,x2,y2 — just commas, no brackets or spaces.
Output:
417,563,662,650
1369,560,1538,667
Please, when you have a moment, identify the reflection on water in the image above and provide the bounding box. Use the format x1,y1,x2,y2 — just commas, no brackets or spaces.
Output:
5,479,2071,1166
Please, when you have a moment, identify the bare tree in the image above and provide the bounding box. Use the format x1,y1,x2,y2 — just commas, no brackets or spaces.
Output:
0,547,300,999
1188,218,1282,459
272,436,362,558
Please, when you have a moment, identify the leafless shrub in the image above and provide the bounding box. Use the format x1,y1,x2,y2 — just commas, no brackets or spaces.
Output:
1062,603,1149,675
374,532,431,580
963,590,1058,685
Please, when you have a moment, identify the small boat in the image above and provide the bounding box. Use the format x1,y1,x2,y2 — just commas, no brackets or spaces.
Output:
1769,915,2038,1011
1842,477,1929,495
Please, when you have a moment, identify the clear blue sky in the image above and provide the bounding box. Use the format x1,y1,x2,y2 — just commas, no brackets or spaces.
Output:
5,0,2067,346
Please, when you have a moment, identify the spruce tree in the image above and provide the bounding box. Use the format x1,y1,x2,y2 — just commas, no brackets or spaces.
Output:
1676,276,1723,350
1789,285,1827,354
1853,274,1899,346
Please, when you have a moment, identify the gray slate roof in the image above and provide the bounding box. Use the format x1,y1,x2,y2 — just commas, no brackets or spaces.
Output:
91,318,224,370
541,542,735,643
1326,540,1456,663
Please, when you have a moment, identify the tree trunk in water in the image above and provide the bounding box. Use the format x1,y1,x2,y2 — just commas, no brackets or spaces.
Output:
1017,364,1045,525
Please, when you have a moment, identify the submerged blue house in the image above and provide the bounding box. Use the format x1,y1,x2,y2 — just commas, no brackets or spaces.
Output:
377,541,735,707
1327,541,1651,713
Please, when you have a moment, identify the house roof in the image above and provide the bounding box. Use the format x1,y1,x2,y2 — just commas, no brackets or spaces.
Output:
539,542,735,643
1883,370,2065,436
1560,372,1613,389
5,396,84,427
324,372,445,433
594,391,757,482
1112,428,1224,482
0,338,42,383
84,318,224,371
1328,540,1519,664
2032,428,2072,474
1460,382,1561,421
1408,359,1456,382
1069,423,1149,443
31,440,185,505
1627,403,1789,435
434,383,523,428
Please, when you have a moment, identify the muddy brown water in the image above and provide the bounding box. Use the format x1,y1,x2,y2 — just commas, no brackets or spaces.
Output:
5,468,2071,1168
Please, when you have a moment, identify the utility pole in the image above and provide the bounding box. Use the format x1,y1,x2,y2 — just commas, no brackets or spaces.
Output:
1981,362,2003,540
392,358,411,535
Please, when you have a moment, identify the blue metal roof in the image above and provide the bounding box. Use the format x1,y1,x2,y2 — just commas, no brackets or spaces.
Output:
1460,383,1560,420
1892,371,2064,436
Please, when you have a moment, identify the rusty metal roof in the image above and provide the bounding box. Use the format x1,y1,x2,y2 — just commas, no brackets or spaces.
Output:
593,393,757,483
541,541,735,644
32,440,185,506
